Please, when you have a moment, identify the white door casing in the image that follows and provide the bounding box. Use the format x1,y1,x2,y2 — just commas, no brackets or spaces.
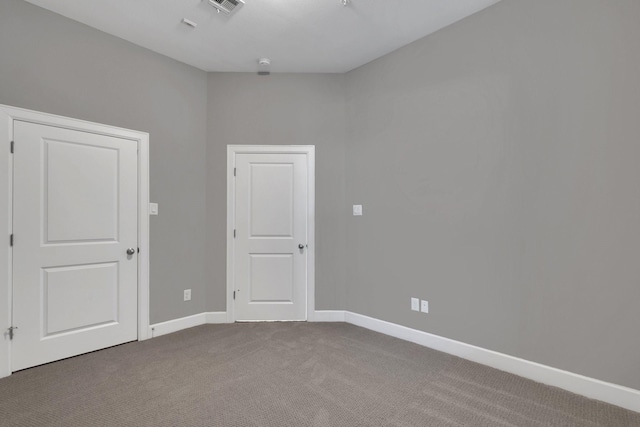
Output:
12,122,138,371
0,105,150,379
227,146,315,322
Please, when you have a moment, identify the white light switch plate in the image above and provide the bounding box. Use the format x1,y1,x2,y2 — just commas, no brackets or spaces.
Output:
353,204,363,216
149,203,158,215
411,297,420,312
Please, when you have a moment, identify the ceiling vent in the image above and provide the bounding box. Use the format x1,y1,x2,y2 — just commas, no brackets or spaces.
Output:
208,0,245,15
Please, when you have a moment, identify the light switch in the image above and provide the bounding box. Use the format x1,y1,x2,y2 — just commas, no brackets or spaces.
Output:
149,203,158,216
353,204,363,216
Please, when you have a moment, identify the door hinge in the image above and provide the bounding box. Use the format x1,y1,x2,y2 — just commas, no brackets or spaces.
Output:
234,167,236,177
234,229,236,238
137,247,140,253
10,141,14,154
9,234,13,246
7,326,17,340
233,290,236,300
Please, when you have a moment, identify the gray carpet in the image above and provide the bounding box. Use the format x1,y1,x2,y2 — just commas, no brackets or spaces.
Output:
0,323,637,426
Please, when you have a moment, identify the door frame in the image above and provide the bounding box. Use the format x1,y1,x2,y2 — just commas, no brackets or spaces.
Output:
226,145,315,323
0,104,151,379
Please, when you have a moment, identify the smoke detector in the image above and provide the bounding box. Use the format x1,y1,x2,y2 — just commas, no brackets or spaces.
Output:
257,58,271,75
208,0,245,15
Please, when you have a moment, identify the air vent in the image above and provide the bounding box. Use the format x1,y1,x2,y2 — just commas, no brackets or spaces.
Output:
208,0,244,15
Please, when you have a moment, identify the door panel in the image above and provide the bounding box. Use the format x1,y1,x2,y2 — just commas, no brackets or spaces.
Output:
249,254,294,302
45,140,119,243
250,164,294,237
234,153,307,321
12,121,138,371
43,262,118,336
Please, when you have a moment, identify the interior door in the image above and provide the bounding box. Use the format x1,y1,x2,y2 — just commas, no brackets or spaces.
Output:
11,121,138,371
234,153,308,321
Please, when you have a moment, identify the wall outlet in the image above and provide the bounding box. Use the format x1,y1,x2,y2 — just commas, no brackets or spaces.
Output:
184,289,192,301
421,300,429,313
411,297,420,312
353,204,363,216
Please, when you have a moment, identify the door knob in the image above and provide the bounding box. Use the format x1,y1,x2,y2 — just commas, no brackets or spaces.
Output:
298,244,305,250
126,248,136,255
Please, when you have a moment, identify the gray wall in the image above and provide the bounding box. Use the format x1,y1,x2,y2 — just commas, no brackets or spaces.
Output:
0,0,209,324
345,0,640,390
206,73,347,311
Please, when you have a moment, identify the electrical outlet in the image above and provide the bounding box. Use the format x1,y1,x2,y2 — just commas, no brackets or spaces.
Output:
353,205,363,216
421,300,429,313
184,289,192,301
411,297,420,312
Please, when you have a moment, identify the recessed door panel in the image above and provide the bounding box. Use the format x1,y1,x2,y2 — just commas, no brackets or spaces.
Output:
43,263,118,336
45,140,119,243
249,254,294,302
250,164,293,237
12,121,138,371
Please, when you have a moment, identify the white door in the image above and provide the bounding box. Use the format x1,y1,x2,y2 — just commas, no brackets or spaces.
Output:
12,121,138,371
234,153,308,321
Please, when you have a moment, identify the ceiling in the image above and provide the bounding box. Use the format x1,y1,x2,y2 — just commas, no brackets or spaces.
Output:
23,0,501,73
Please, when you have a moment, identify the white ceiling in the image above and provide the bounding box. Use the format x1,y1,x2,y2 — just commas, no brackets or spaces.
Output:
23,0,501,73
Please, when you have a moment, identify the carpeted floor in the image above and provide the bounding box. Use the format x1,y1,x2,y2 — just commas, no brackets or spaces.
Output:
0,322,637,426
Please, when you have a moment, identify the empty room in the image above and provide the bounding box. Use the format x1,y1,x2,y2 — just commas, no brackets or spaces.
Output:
0,0,639,425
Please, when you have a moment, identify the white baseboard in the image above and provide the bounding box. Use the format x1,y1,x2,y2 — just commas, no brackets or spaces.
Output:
149,312,228,338
343,311,640,414
205,311,229,324
312,310,346,322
